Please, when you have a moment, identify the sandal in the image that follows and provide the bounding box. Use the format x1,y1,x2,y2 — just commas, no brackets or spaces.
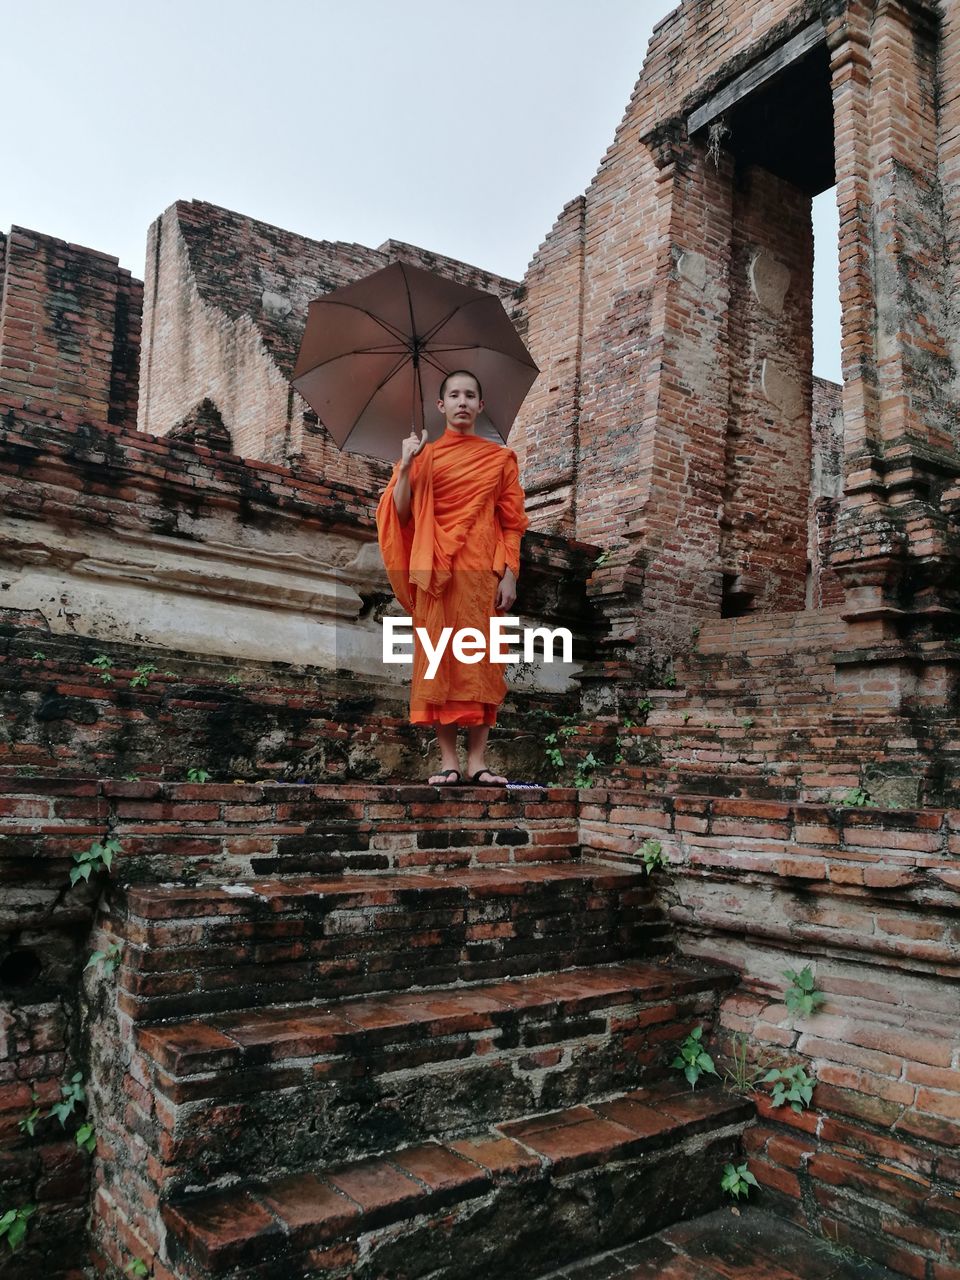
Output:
428,768,462,786
469,768,508,786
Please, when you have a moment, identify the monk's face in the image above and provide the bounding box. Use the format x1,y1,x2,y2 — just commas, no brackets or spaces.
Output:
438,375,483,433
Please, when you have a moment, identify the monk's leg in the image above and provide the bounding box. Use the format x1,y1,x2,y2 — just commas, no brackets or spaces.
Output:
427,722,462,785
465,726,507,785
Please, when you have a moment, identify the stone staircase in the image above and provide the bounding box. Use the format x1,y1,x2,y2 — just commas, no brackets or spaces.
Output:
86,784,751,1279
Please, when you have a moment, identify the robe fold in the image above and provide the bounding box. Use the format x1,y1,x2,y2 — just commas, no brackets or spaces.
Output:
376,426,529,726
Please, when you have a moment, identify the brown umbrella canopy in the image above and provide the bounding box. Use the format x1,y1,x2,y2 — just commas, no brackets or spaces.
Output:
291,260,538,462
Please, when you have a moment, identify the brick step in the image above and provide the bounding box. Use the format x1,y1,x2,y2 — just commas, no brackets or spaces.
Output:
537,1205,900,1280
132,958,732,1190
160,1079,753,1279
112,864,668,1019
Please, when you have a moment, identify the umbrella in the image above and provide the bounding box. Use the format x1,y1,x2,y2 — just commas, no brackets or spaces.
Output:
291,260,538,462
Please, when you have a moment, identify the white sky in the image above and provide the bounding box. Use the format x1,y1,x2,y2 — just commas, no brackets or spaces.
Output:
0,0,841,381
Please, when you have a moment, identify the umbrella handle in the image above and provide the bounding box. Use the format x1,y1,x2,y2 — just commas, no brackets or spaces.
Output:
400,426,428,467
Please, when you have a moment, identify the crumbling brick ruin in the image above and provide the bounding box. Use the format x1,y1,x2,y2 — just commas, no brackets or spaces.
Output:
2,1,959,1277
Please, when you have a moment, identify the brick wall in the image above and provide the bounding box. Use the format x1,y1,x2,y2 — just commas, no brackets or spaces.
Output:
723,166,812,615
0,228,142,430
581,789,960,1280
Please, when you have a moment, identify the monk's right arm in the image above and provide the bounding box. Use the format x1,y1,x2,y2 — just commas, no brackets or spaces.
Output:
392,463,412,526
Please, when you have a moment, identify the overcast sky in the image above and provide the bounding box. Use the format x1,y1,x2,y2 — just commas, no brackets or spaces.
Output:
1,0,841,381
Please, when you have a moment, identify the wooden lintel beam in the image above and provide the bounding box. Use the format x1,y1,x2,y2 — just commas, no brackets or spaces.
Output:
687,21,826,135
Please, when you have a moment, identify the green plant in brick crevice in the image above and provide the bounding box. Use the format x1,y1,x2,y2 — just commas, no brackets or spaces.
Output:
49,1073,96,1153
671,1026,719,1088
129,662,158,688
783,966,825,1018
722,1032,771,1095
126,1261,150,1278
90,654,114,683
85,941,122,978
49,1073,86,1127
70,836,121,885
763,1063,816,1113
639,838,666,874
0,1205,36,1252
31,650,46,660
75,1121,96,1154
838,786,870,807
740,716,754,730
573,751,602,790
17,1090,41,1138
721,1161,758,1200
186,768,212,782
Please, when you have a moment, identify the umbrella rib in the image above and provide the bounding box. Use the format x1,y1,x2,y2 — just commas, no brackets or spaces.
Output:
348,349,413,433
419,293,498,346
294,348,414,381
309,299,413,347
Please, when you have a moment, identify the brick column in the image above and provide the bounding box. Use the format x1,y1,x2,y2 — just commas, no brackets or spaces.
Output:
627,129,735,631
826,0,960,645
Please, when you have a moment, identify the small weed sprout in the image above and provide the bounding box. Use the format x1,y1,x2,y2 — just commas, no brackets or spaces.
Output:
49,1073,85,1127
17,1090,41,1138
722,1032,769,1094
639,838,666,873
70,836,120,885
783,966,825,1018
740,717,754,730
75,1123,96,1154
130,663,158,688
594,551,609,568
0,1205,36,1252
186,768,212,783
226,673,242,685
126,1262,150,1278
721,1162,758,1200
573,752,601,789
122,773,141,782
31,651,46,660
90,654,114,683
85,942,122,977
672,1026,718,1088
838,786,870,807
763,1064,816,1113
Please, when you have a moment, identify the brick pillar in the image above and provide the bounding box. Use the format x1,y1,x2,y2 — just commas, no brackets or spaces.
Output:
826,0,960,645
512,197,585,536
0,227,143,428
623,130,734,637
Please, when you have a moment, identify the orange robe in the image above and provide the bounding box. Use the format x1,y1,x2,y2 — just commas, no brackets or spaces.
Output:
376,427,529,726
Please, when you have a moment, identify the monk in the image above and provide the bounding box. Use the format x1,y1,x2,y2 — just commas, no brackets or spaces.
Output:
376,370,529,786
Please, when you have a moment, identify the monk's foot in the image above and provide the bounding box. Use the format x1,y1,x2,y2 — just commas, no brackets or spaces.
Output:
427,767,462,786
467,766,508,787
